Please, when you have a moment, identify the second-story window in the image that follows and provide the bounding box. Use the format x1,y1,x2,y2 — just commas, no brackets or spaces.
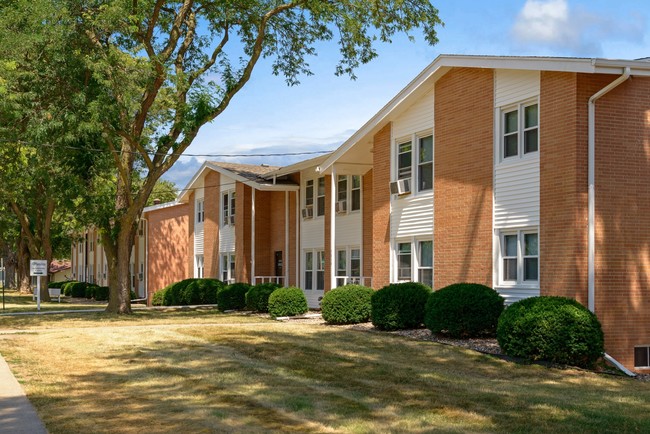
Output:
397,141,412,180
418,136,433,191
317,177,325,217
502,102,538,160
196,199,204,223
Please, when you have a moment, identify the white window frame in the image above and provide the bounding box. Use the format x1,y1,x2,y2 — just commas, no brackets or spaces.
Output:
195,254,204,278
417,240,433,288
394,238,433,286
394,131,434,197
303,249,325,291
196,199,205,223
222,190,236,226
220,253,235,283
317,177,325,217
304,251,314,290
335,246,362,287
335,175,362,214
500,100,539,162
497,229,539,288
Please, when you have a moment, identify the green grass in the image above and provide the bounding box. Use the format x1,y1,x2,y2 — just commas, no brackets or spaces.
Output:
1,312,649,433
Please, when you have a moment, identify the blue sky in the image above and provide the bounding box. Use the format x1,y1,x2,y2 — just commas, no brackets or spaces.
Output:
163,0,649,188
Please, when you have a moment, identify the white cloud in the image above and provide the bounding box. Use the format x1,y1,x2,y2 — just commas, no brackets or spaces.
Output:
511,0,646,56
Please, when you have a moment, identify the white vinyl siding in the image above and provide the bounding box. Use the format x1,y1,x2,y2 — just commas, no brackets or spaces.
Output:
393,89,434,139
391,192,433,238
194,189,205,255
335,212,362,247
493,69,541,304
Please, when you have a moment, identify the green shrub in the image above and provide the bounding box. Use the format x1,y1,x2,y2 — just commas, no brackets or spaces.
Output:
66,281,88,298
321,285,374,325
217,282,252,311
497,296,604,368
48,281,65,289
162,278,198,306
245,282,281,312
151,288,167,306
268,286,308,318
371,282,431,331
85,284,101,299
93,286,109,301
62,281,78,296
181,278,223,305
424,283,504,338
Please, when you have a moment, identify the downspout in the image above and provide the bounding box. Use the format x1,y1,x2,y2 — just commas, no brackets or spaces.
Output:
588,67,632,376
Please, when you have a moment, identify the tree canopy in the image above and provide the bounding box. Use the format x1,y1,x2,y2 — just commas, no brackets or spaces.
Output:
0,0,443,312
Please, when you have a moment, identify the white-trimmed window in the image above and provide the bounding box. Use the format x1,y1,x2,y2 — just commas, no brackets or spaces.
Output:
304,250,325,290
221,253,235,283
317,177,325,217
418,241,433,288
336,175,362,213
305,179,314,208
397,242,412,281
316,251,325,290
195,254,204,278
89,239,94,253
395,239,433,286
304,251,313,290
335,247,362,286
395,133,433,195
502,102,539,160
635,346,650,369
196,199,205,223
499,230,538,286
222,191,236,226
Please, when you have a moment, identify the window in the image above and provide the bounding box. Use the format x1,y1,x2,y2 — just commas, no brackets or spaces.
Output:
635,346,650,368
195,254,204,278
397,243,412,281
336,247,362,286
502,102,538,160
89,239,94,253
350,249,361,279
305,180,314,208
222,192,229,225
397,141,412,180
418,136,433,191
351,176,361,211
221,253,236,282
336,250,347,287
337,176,347,204
500,230,538,285
418,241,433,287
138,221,144,236
196,199,204,223
230,192,236,224
317,177,325,217
316,251,325,290
304,252,313,290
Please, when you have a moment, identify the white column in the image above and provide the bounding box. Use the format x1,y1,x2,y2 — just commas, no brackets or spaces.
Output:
330,167,337,290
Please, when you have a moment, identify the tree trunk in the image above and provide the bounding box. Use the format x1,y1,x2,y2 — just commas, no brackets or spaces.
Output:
103,218,137,314
16,236,31,293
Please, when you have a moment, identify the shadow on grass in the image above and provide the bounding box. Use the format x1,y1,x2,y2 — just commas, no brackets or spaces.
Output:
14,322,650,433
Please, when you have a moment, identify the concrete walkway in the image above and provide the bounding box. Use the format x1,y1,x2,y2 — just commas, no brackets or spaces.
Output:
0,354,48,433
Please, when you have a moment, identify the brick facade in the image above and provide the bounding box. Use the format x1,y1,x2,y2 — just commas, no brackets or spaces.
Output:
145,203,189,304
433,67,494,289
203,170,220,278
363,169,374,282
372,124,392,288
235,182,252,283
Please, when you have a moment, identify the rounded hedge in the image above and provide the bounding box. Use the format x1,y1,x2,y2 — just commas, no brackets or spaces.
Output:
268,286,308,318
61,281,78,296
48,281,65,289
321,285,374,325
151,288,167,306
370,282,431,331
93,286,110,301
245,282,281,312
85,284,101,299
424,283,504,338
217,282,251,311
181,278,223,305
162,278,198,306
65,281,88,298
497,296,604,368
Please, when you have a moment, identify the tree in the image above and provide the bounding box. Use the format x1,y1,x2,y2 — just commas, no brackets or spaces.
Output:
3,0,442,313
147,180,178,206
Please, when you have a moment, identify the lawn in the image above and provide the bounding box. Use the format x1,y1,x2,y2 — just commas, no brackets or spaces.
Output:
1,311,649,433
0,289,107,314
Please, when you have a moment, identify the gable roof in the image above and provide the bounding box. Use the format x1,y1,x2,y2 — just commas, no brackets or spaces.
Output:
316,54,650,174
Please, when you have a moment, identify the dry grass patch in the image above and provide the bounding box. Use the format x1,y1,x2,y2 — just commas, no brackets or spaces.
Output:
0,290,107,314
1,314,650,433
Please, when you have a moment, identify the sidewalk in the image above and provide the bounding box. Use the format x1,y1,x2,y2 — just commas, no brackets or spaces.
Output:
0,354,48,433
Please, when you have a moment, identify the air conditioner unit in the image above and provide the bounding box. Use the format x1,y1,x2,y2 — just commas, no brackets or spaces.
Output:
301,206,314,219
138,273,143,281
390,178,411,195
335,200,347,213
229,215,235,225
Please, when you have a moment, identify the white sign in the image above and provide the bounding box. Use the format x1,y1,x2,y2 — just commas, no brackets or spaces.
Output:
30,260,48,277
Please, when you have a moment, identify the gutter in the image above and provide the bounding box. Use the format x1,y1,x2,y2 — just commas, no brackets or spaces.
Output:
587,67,632,376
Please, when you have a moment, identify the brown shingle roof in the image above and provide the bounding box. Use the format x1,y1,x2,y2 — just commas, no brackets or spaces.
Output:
209,162,280,183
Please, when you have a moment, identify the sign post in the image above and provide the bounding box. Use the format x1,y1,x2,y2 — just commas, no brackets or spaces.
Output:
30,260,48,312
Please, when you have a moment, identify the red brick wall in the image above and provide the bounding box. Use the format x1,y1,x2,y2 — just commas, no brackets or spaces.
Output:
187,191,195,276
145,203,189,304
590,74,650,372
434,67,493,288
235,182,252,283
363,169,374,283
203,170,220,278
372,124,392,288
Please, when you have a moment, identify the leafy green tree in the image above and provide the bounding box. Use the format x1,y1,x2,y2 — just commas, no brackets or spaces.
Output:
2,0,442,313
146,180,178,206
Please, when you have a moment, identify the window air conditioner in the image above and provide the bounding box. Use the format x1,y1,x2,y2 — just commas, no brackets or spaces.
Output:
335,200,347,213
301,206,314,219
138,273,144,281
389,178,411,195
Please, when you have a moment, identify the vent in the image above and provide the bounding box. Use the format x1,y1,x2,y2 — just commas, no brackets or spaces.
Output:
390,178,411,195
301,206,314,219
335,200,347,214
